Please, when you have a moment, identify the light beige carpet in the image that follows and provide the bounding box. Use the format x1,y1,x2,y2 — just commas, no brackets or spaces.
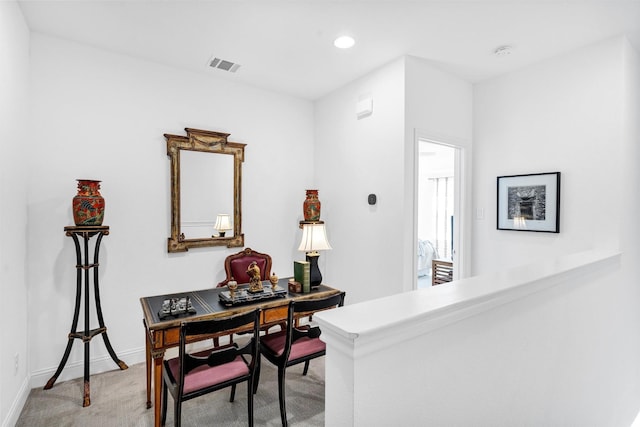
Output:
17,358,325,426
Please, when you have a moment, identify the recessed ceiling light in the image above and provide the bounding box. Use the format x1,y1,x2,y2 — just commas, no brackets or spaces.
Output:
334,36,355,49
494,45,513,57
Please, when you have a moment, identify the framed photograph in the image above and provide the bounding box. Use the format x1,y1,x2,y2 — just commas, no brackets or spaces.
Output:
497,172,560,233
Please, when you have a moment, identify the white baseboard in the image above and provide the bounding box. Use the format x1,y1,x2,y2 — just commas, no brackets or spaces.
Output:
29,347,146,389
2,347,146,427
2,375,30,427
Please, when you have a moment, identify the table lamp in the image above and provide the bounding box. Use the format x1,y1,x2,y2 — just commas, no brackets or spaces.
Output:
214,214,232,237
298,223,332,288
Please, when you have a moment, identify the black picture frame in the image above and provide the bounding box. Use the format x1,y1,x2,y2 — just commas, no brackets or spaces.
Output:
497,172,560,233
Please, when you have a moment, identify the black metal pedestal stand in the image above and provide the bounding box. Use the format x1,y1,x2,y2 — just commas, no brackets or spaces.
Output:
44,226,128,407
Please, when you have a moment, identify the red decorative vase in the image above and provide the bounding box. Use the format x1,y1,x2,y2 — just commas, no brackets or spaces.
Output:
72,179,105,226
303,189,321,221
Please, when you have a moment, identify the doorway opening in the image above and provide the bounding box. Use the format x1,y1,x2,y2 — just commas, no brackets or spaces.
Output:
416,140,458,289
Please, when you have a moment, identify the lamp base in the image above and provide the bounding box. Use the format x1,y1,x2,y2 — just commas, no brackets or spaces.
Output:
306,253,322,288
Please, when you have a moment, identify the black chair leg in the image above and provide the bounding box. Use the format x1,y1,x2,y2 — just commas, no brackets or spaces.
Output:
247,378,255,427
303,360,310,376
253,357,261,394
230,384,236,402
277,366,288,427
174,399,182,427
161,381,168,426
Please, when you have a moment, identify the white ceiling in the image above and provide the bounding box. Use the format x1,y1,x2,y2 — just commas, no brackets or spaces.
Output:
18,0,640,101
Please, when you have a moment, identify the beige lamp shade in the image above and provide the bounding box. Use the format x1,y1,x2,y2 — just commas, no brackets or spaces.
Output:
298,223,332,253
214,214,232,232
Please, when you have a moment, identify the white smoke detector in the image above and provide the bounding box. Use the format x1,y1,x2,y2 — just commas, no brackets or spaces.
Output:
494,45,514,57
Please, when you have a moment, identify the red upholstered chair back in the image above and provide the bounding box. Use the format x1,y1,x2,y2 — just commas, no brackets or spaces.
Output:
218,248,272,287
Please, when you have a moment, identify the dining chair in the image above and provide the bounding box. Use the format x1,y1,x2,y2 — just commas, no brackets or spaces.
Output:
217,247,272,287
161,308,261,427
215,247,281,346
432,259,454,285
259,292,346,427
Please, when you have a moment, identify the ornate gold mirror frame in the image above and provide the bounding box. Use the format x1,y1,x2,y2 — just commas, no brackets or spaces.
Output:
165,128,245,252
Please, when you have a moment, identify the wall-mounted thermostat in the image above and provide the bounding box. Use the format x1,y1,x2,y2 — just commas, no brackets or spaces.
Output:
368,194,377,205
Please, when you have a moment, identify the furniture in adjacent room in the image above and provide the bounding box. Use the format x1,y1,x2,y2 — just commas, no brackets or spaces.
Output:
432,259,454,285
140,281,342,427
161,309,261,427
44,226,128,406
259,292,346,427
417,239,438,279
217,247,272,287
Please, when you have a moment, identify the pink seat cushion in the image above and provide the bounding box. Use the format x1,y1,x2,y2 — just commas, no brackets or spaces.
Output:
166,355,249,395
261,330,326,361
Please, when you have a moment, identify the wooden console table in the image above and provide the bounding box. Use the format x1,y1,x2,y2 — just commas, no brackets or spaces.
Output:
140,281,341,427
44,226,128,406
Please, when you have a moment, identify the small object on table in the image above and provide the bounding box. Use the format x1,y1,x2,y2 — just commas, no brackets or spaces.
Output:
227,277,238,298
288,279,302,293
158,296,197,319
270,273,279,289
219,284,287,306
246,261,264,293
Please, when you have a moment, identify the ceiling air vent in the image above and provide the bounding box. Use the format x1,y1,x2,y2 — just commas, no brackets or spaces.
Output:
209,57,241,73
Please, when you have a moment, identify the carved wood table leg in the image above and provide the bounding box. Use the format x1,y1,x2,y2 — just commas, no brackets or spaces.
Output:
153,353,164,427
144,320,152,409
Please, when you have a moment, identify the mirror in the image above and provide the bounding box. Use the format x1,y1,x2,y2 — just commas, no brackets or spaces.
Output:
180,151,233,238
165,128,245,252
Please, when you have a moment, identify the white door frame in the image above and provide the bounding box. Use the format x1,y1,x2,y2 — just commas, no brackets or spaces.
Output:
413,129,470,287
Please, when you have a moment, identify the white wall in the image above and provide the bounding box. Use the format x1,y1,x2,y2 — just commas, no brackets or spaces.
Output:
472,37,630,274
0,2,30,425
26,34,315,386
404,56,473,283
314,56,472,303
319,251,640,426
620,37,640,275
404,55,473,142
319,38,640,427
7,11,640,425
469,35,640,423
314,58,405,304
